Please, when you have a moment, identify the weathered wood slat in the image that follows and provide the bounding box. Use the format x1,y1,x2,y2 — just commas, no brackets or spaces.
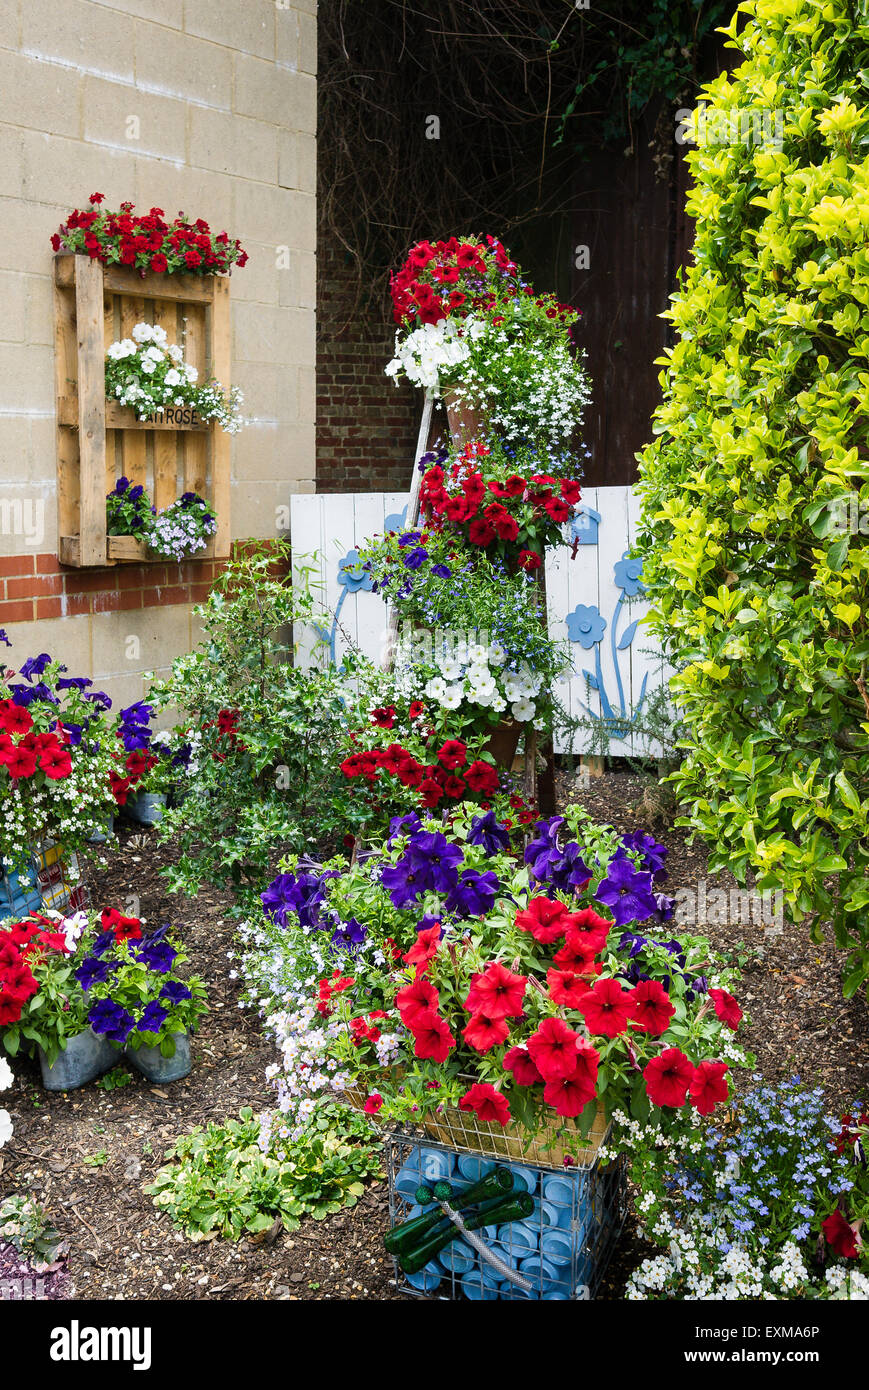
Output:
209,276,232,557
74,256,108,567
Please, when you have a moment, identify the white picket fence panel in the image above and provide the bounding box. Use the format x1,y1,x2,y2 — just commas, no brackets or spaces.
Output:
290,487,666,756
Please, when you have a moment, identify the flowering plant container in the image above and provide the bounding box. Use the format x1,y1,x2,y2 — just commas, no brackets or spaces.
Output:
50,194,247,277
386,235,589,453
105,321,242,434
126,1030,191,1083
0,642,156,873
240,803,750,1162
0,906,206,1079
38,1025,116,1092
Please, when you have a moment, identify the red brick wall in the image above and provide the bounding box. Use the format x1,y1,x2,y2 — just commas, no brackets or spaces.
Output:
0,554,226,628
316,238,421,493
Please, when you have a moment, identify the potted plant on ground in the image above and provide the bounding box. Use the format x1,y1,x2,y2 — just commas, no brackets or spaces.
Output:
0,908,206,1089
240,804,749,1166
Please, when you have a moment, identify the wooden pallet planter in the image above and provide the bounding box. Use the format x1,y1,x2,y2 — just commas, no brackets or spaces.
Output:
53,251,231,567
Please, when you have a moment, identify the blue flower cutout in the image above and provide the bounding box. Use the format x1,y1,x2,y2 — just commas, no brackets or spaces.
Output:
566,604,606,648
337,549,373,593
613,552,645,597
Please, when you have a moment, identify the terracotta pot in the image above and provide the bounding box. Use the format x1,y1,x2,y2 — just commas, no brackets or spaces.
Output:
486,718,523,769
443,386,485,446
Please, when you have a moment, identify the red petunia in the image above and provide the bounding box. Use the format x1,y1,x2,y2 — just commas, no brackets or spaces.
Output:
463,1008,510,1053
1,958,39,1004
395,976,439,1027
547,967,593,1008
410,1009,455,1063
644,1047,694,1108
709,987,743,1030
402,924,442,971
527,1017,582,1082
468,519,496,547
689,1059,729,1116
38,744,72,780
564,907,609,948
628,979,676,1036
578,977,632,1038
150,253,168,273
4,744,37,779
822,1209,860,1259
517,550,542,572
370,706,397,729
464,962,526,1020
418,777,443,808
552,933,599,973
502,1044,542,1087
560,480,582,505
437,739,467,770
408,701,425,720
463,761,499,795
515,896,573,945
364,1093,384,1116
543,498,571,523
543,1040,599,1117
459,1082,510,1126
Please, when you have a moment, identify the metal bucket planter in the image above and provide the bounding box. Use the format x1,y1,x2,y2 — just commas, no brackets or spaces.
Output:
126,792,166,827
126,1031,191,1083
38,1028,117,1092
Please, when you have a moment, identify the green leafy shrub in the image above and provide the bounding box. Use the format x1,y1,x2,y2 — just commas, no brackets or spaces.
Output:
145,1106,382,1241
148,543,370,902
637,0,869,997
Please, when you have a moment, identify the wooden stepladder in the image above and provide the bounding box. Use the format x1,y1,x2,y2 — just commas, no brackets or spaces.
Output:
383,391,556,815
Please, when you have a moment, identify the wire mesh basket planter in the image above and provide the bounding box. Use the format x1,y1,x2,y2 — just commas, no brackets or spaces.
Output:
386,1130,626,1301
422,1098,610,1168
1,843,89,921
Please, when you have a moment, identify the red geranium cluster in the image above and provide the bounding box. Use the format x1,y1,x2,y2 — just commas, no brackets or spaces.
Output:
51,194,247,277
341,733,499,810
0,916,72,1025
0,702,73,783
419,441,581,566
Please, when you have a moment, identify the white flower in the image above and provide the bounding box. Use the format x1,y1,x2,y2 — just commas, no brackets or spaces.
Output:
488,642,507,666
168,344,183,363
441,657,463,682
165,369,181,387
440,685,463,711
0,1109,12,1149
467,643,489,665
425,676,446,701
511,698,536,721
132,322,155,343
0,1058,12,1091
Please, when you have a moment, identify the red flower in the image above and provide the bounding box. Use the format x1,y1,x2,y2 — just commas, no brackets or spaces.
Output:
410,1009,455,1063
217,708,239,733
418,777,443,808
527,1017,582,1081
409,701,425,720
517,550,542,572
502,1044,542,1087
578,977,633,1038
464,761,499,795
459,1082,510,1126
396,976,439,1027
709,987,743,1030
689,1060,729,1116
560,907,610,955
464,962,526,1020
644,1047,694,1108
370,706,397,729
515,896,573,945
89,192,105,204
468,519,496,547
463,1009,510,1053
437,739,467,770
547,968,592,1007
560,480,582,505
628,979,675,1036
4,744,37,779
822,1209,860,1259
38,744,72,780
543,498,571,523
552,933,599,973
364,1093,384,1116
151,253,168,273
1,957,38,1004
543,1041,599,1117
402,924,442,970
0,701,33,736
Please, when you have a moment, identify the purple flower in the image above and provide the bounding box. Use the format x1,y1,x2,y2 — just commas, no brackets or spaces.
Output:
89,931,115,958
88,999,135,1043
57,676,92,691
398,531,422,547
61,722,83,746
331,917,366,951
431,564,452,579
18,653,52,682
381,856,430,909
0,629,10,648
618,931,648,959
9,681,57,706
75,956,118,990
134,939,177,974
403,548,428,571
406,831,463,894
160,981,192,1004
113,476,130,495
549,842,593,895
595,856,658,927
619,831,669,880
260,871,332,929
82,690,112,711
653,892,675,921
137,1000,168,1034
524,816,565,882
467,810,510,856
387,812,423,846
416,913,443,934
444,869,500,918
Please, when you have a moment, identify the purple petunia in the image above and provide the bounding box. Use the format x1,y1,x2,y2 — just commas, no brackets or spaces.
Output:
137,1000,168,1035
260,871,335,929
18,653,52,682
444,869,500,918
524,816,566,882
134,939,177,974
331,917,366,951
595,856,659,927
75,956,118,990
467,809,510,856
88,998,135,1043
160,981,192,1004
403,548,428,571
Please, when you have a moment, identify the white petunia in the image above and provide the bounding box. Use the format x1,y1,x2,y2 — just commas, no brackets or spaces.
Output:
511,698,536,721
440,685,464,711
0,1109,12,1149
425,676,446,701
0,1057,12,1091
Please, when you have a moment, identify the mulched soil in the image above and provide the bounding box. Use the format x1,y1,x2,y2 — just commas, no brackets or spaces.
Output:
2,767,867,1302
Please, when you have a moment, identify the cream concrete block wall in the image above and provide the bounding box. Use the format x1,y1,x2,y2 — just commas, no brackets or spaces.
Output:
0,0,317,703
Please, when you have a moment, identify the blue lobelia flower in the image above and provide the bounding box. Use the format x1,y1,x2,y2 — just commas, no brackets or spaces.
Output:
595,856,658,927
467,809,510,856
88,998,135,1043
